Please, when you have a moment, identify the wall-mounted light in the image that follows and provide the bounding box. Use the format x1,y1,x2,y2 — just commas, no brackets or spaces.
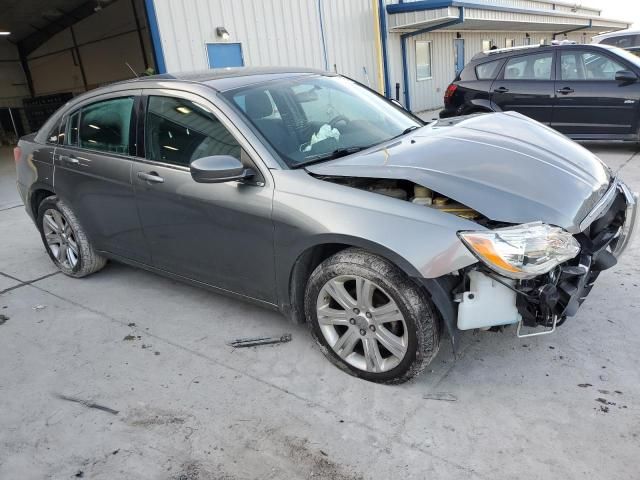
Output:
0,31,11,36
456,32,461,39
525,33,530,38
216,27,230,41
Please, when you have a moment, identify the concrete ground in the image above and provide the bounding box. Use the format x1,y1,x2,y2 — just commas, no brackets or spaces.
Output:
0,142,639,480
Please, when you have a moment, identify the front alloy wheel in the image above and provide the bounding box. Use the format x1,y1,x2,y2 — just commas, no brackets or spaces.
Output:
305,248,440,384
317,275,408,373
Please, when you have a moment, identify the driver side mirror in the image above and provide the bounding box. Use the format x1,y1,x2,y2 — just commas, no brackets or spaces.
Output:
615,70,638,83
190,155,254,184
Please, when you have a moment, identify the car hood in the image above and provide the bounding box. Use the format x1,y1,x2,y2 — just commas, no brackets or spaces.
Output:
306,112,611,232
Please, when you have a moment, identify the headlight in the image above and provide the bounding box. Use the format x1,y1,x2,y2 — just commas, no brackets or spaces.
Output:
458,222,580,279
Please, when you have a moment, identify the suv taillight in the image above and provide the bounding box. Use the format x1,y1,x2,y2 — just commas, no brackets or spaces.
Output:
444,84,458,105
13,146,22,164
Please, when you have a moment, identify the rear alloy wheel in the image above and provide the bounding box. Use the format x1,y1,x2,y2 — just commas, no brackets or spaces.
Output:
305,248,440,384
37,196,107,277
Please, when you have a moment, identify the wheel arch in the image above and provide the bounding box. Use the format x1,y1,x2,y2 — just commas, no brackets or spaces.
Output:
281,234,424,325
29,186,56,220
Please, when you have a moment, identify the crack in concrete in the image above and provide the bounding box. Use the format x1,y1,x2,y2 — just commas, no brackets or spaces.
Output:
0,271,61,294
0,204,24,212
29,280,488,480
616,148,640,174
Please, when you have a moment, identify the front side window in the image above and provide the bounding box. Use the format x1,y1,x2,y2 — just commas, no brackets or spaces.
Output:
78,97,134,154
416,41,432,80
561,51,626,80
503,53,553,80
224,75,421,167
145,96,241,167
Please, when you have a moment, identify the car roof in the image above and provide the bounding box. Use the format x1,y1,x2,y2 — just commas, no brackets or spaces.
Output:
113,66,333,92
470,43,619,63
593,28,640,42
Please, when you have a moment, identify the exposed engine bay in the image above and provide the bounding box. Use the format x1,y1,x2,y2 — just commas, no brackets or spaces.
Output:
315,176,485,222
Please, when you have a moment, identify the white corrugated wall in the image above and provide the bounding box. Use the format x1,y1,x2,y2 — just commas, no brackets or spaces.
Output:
152,0,381,91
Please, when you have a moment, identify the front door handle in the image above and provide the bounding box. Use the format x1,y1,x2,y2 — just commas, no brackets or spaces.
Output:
494,86,509,93
137,171,165,184
557,87,575,94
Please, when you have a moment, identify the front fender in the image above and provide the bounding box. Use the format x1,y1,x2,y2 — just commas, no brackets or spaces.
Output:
271,169,479,307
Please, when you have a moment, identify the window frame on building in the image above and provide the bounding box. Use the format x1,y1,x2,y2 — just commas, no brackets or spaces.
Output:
415,40,433,81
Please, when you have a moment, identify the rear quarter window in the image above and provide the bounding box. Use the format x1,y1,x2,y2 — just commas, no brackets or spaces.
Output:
474,60,503,80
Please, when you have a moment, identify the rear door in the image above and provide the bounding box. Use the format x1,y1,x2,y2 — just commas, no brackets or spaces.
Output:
490,50,556,124
551,48,640,137
53,91,150,263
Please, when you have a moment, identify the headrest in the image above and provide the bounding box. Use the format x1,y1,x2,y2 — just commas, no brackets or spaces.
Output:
245,91,273,119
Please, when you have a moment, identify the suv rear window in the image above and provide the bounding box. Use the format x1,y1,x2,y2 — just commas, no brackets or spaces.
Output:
475,60,502,80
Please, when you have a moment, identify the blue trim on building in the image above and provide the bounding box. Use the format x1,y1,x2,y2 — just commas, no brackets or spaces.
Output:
144,0,166,73
378,0,391,97
553,19,592,39
400,9,464,111
317,0,329,70
387,0,604,20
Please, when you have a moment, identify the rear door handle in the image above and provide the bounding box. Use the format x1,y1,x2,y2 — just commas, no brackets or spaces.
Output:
137,171,165,184
493,86,509,93
557,87,575,94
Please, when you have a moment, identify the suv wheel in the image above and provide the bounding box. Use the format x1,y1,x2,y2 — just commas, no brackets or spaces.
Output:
37,196,107,277
304,248,440,384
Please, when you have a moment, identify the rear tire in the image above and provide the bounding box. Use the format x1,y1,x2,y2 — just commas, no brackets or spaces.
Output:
304,248,440,384
37,196,107,278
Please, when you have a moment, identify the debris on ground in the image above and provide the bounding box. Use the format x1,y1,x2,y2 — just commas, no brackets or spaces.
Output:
578,383,593,388
32,304,46,311
54,393,119,415
0,314,8,325
596,397,616,406
123,335,141,341
228,333,292,348
127,322,136,327
423,392,458,402
74,470,84,478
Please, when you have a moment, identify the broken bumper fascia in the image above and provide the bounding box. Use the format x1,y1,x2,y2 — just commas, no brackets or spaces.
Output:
453,178,638,334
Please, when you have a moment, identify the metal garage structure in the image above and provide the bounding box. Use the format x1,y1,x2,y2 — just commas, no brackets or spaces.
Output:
0,0,156,141
148,0,628,113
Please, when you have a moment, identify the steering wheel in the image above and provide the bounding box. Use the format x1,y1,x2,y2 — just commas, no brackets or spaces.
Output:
329,115,350,129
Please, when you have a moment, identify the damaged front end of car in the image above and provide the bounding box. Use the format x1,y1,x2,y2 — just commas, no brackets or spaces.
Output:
455,178,637,338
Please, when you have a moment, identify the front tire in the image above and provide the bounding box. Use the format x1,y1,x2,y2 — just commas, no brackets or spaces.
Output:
304,248,440,384
37,196,107,278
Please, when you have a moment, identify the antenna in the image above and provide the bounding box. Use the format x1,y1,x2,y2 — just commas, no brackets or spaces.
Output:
125,62,139,78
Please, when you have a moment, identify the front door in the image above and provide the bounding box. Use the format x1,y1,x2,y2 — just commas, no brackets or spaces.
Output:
132,90,276,303
454,38,465,76
551,48,640,137
490,51,555,124
53,92,150,263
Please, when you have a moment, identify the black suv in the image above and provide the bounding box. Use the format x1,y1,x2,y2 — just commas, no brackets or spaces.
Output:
440,44,640,141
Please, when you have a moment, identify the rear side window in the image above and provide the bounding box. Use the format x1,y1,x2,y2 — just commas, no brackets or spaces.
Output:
475,60,503,80
77,97,134,155
503,53,553,80
145,96,241,167
66,111,80,146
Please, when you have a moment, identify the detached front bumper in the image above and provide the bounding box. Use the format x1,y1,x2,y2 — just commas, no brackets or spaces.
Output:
455,178,637,333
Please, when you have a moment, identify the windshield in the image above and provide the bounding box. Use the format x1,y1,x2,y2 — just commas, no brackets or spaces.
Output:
223,75,422,167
